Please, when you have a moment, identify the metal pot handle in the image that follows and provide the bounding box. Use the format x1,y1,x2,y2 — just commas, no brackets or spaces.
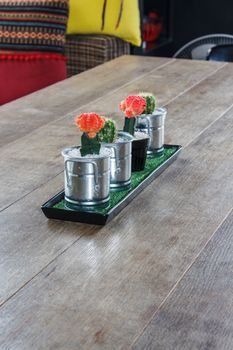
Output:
145,116,152,132
111,146,121,174
64,158,99,191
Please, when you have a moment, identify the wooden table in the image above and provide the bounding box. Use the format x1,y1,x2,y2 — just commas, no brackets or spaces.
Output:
0,56,233,350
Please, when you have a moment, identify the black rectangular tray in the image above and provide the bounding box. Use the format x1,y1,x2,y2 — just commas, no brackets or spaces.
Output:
42,145,182,225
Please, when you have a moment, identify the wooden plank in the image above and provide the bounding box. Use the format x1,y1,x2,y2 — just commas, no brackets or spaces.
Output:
0,173,99,304
132,209,233,350
0,106,232,349
0,56,173,147
1,57,221,150
0,60,230,212
83,59,233,147
84,58,226,112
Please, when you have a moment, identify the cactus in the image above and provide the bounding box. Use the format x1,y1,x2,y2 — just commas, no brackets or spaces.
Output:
123,117,136,136
119,95,146,136
80,133,101,156
75,113,105,156
139,92,156,114
98,118,117,143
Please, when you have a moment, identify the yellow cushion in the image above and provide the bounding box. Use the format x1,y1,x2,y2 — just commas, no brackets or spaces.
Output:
67,0,141,46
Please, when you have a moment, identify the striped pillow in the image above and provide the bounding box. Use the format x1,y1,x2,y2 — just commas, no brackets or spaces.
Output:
0,0,69,53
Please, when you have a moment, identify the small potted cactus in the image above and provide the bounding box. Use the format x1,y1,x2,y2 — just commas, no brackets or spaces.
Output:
135,92,167,155
119,95,149,171
99,118,133,190
62,113,111,208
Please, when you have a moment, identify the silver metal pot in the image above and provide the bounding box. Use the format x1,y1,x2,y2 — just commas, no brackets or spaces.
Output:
102,131,133,189
62,147,111,207
135,107,167,154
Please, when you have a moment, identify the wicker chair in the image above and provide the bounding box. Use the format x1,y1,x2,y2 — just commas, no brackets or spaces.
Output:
207,44,233,62
173,34,233,60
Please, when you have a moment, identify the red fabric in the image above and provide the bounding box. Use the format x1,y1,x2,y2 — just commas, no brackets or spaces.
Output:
0,53,67,105
0,52,66,62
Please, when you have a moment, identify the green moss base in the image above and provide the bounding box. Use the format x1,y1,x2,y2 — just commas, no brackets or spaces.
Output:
54,146,178,215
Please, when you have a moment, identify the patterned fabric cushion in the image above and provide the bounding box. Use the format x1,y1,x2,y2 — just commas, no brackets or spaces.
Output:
0,0,68,53
67,0,141,47
65,34,130,77
0,0,68,104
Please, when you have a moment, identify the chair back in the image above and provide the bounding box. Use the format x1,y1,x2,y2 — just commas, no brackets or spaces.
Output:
207,44,233,62
174,34,233,60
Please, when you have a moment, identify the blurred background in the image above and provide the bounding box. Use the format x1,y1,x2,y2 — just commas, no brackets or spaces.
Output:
134,0,233,57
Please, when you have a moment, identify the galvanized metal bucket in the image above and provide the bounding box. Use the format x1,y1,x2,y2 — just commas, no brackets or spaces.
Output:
62,147,111,207
135,107,167,154
102,131,133,189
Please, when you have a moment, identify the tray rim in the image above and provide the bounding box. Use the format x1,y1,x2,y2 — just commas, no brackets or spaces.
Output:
107,144,182,216
41,144,182,225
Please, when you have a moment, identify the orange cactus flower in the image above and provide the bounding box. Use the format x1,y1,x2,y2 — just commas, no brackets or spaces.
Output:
119,95,146,118
75,113,105,139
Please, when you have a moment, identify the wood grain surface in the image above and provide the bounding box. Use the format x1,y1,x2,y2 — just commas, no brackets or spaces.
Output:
0,99,233,349
0,60,230,212
0,173,100,304
132,209,233,350
0,56,233,350
0,56,173,147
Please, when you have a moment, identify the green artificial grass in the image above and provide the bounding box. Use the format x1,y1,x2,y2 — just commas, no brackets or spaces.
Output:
53,146,178,215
